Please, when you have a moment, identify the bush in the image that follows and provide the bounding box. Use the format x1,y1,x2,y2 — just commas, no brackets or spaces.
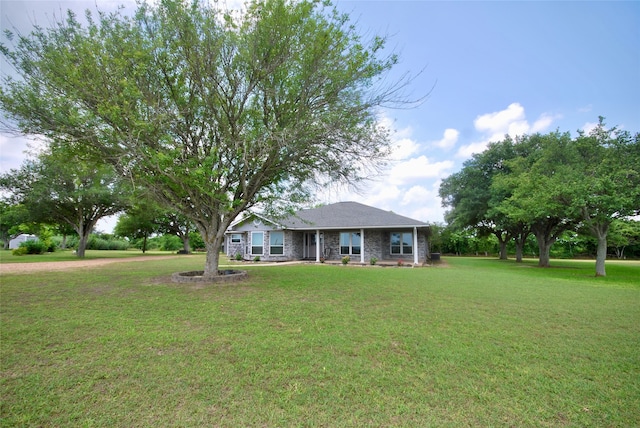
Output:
235,253,243,261
253,256,260,262
21,240,47,255
341,255,350,265
369,257,377,265
86,234,130,251
12,246,27,256
159,234,182,252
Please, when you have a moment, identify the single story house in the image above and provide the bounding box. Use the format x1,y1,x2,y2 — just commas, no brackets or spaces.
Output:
225,201,430,265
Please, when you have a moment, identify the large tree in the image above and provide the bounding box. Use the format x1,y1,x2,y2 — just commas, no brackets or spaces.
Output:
572,119,640,276
0,0,414,278
491,132,581,267
439,136,531,261
0,145,129,257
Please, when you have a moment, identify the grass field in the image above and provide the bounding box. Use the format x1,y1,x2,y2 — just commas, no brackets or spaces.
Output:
1,255,638,427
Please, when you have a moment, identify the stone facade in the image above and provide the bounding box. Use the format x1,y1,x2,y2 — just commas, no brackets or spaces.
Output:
226,227,429,264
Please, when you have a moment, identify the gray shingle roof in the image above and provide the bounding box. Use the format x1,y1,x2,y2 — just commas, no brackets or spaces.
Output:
279,201,428,230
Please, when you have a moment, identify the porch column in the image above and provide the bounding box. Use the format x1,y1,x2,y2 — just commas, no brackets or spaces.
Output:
413,227,419,265
316,229,321,262
360,228,365,264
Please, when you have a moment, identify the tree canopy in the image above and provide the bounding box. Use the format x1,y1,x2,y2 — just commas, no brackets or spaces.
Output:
0,0,414,277
0,144,129,257
440,120,640,275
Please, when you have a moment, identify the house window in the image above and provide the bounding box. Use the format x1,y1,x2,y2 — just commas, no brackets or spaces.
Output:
251,232,263,255
391,232,413,255
340,232,361,255
231,234,242,243
269,231,284,255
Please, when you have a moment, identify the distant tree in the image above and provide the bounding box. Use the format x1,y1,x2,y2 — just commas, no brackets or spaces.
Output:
114,201,161,253
608,219,640,259
0,202,31,249
0,0,417,278
0,145,129,257
156,212,195,254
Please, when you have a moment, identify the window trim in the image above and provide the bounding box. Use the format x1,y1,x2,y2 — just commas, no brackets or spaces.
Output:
231,233,242,243
340,231,361,255
251,231,264,255
390,231,413,255
269,231,284,255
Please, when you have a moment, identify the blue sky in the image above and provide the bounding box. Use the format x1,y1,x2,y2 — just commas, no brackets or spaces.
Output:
1,0,639,231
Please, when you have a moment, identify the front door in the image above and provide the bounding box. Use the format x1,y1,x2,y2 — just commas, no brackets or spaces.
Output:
304,232,316,259
304,232,324,259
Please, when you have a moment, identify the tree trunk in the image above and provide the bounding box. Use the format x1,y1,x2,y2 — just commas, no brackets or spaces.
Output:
142,233,148,253
498,241,508,260
595,234,607,277
204,240,222,278
494,231,511,260
537,239,552,267
181,235,190,253
533,229,554,268
591,223,609,277
515,242,524,262
514,231,530,263
76,232,90,258
75,219,97,258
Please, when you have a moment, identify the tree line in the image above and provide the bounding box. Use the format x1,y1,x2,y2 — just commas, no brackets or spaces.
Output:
438,118,640,276
0,143,204,255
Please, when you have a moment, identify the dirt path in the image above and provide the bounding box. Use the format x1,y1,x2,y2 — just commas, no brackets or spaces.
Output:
0,255,186,275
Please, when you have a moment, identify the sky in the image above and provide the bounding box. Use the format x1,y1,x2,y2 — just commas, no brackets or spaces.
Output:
1,0,639,232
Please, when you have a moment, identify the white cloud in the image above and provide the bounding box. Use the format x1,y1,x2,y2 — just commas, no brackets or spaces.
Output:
401,185,431,206
391,137,421,160
456,103,559,158
531,113,559,133
432,128,459,150
0,134,46,173
388,156,454,186
455,140,490,159
581,121,598,135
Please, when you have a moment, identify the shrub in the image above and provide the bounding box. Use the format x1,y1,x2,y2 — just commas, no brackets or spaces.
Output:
159,234,182,251
341,255,350,265
253,256,260,262
21,240,46,254
12,246,27,256
397,259,404,267
370,257,377,265
86,234,130,251
235,253,243,261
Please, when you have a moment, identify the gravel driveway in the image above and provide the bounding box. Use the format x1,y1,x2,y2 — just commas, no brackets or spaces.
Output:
0,255,184,274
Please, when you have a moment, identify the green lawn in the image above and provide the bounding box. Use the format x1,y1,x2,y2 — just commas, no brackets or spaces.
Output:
1,256,638,427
